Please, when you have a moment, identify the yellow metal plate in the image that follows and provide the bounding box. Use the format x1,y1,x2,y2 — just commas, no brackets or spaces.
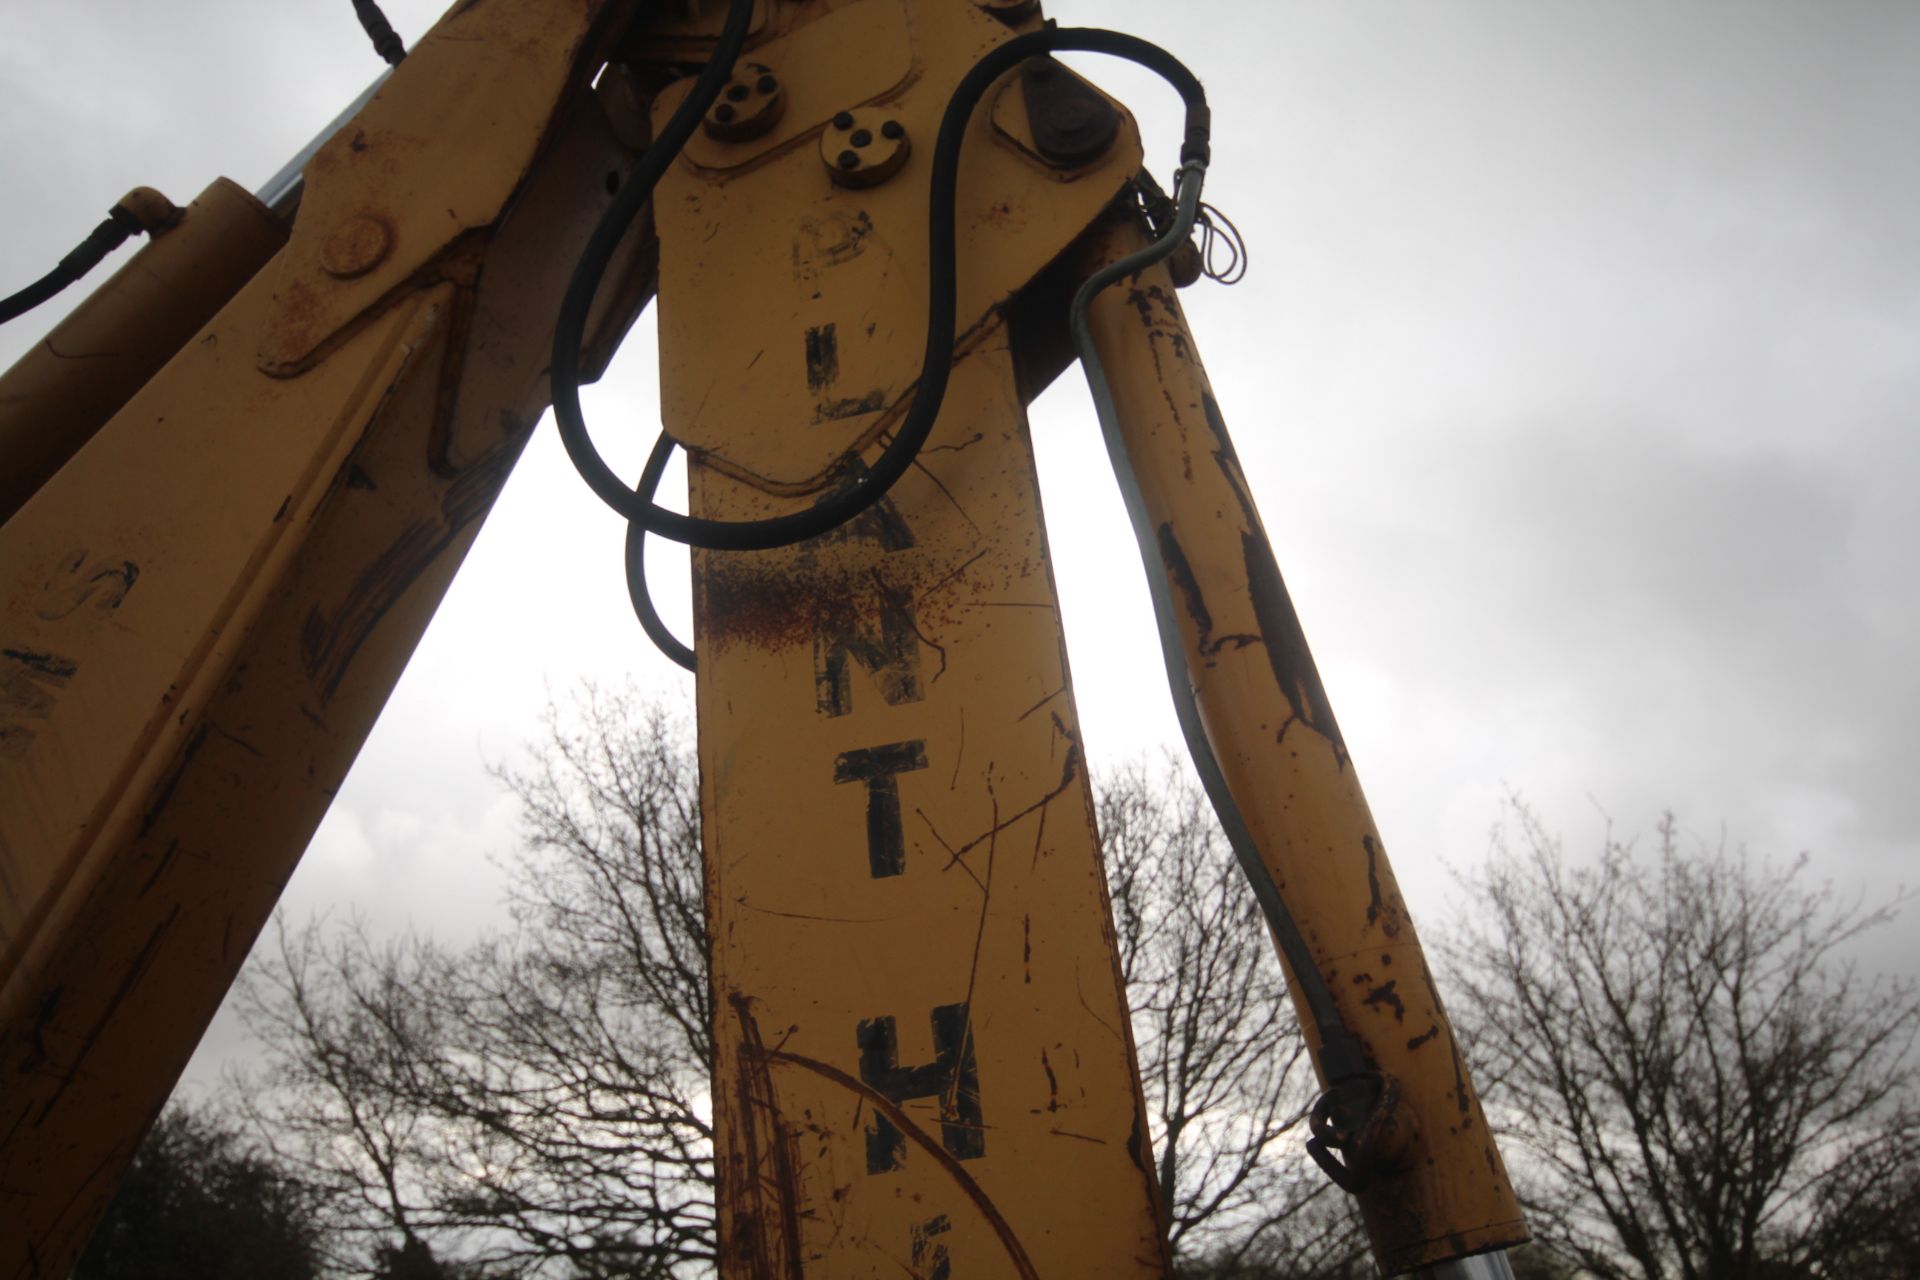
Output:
256,0,610,372
655,0,1139,488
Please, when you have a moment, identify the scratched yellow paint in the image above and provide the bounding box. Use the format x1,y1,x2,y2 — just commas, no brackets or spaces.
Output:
651,1,1174,1273
0,4,644,1273
1082,218,1528,1272
688,344,1170,1276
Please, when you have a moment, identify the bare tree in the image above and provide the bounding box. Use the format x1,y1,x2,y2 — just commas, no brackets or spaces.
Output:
1444,802,1920,1280
233,922,471,1275
232,691,1353,1275
1100,758,1363,1277
234,690,714,1277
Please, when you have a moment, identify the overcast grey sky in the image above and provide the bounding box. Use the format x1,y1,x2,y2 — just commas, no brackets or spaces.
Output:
3,0,1916,1086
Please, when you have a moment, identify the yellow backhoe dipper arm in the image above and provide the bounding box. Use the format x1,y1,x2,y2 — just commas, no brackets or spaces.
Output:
0,1,1524,1276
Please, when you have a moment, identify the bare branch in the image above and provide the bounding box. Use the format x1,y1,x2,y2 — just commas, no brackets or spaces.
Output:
1443,798,1920,1280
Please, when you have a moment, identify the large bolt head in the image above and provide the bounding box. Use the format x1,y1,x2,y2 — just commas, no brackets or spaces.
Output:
320,214,392,279
821,109,910,188
703,61,785,142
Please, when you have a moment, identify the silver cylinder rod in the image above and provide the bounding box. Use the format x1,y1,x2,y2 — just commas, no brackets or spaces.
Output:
253,72,389,219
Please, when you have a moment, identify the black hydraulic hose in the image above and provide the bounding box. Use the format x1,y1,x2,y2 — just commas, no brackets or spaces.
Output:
352,0,407,65
625,433,697,672
550,7,1210,551
0,205,145,327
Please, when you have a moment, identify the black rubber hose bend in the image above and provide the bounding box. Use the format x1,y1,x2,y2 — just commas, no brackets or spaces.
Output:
625,433,697,672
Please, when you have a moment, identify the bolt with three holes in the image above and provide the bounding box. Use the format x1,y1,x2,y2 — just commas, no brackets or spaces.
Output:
703,61,786,142
821,109,910,188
